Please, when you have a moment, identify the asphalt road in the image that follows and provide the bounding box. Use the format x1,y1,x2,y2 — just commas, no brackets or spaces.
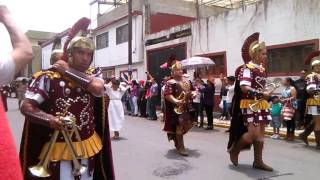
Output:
6,98,320,180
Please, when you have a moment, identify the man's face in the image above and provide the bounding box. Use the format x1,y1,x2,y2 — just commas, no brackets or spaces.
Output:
254,47,267,65
70,47,93,72
314,65,320,73
173,68,183,77
300,70,306,78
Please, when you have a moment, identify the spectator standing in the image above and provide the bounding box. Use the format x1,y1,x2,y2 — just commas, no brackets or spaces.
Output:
270,96,282,140
220,79,228,120
148,78,158,120
200,78,215,130
16,79,28,108
130,80,139,116
138,80,147,117
225,76,236,120
281,78,297,141
193,78,205,127
294,69,308,129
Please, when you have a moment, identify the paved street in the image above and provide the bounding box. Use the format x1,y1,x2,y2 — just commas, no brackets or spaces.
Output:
6,98,320,180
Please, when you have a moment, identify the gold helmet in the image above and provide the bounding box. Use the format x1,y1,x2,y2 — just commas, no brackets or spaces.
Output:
171,61,183,70
67,36,95,52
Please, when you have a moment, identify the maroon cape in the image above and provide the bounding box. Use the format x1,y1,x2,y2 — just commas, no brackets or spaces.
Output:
19,97,115,180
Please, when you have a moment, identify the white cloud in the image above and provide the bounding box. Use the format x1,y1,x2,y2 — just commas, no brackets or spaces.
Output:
0,0,99,55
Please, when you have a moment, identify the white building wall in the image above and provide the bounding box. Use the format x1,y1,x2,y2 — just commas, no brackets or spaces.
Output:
145,0,320,93
146,0,320,76
94,15,144,68
190,0,320,76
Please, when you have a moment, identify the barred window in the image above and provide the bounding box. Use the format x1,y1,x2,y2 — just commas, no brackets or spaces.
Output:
116,24,128,45
267,41,316,75
96,32,109,50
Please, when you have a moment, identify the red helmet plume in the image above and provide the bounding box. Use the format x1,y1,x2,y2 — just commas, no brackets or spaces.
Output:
241,32,259,64
304,50,320,66
61,17,91,61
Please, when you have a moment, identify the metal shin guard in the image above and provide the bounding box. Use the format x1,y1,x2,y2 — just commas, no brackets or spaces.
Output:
175,135,188,156
229,137,250,166
253,141,273,171
314,131,320,149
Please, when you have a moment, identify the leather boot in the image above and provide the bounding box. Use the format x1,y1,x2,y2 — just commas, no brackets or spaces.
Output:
287,132,294,141
176,135,188,156
285,131,289,140
173,137,178,149
299,122,315,145
252,141,273,171
228,137,250,166
314,131,320,149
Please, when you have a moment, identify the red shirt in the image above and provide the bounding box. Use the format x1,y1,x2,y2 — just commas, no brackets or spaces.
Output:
0,96,23,180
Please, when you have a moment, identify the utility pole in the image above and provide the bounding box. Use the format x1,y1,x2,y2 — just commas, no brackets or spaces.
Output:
128,0,133,80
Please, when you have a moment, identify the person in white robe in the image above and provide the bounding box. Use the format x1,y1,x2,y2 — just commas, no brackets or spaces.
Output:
105,78,128,139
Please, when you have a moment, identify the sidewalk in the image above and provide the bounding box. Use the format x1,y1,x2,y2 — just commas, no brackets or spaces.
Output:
213,119,315,142
156,111,315,142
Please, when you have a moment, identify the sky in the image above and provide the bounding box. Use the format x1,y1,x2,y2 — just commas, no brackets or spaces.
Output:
0,0,111,54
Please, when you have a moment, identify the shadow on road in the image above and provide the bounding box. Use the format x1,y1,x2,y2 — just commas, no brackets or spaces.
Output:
111,137,128,141
228,164,282,179
293,144,320,153
152,162,192,179
164,149,201,161
190,127,220,133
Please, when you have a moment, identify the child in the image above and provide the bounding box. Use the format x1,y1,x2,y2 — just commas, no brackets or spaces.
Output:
270,96,282,139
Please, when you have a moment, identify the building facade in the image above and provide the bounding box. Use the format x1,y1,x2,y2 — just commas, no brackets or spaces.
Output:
92,0,226,80
22,30,56,77
40,0,320,110
145,0,320,91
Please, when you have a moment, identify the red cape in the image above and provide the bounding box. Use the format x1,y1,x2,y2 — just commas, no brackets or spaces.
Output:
0,97,23,180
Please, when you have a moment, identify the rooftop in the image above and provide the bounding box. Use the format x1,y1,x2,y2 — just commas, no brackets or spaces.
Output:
183,0,262,8
96,0,262,9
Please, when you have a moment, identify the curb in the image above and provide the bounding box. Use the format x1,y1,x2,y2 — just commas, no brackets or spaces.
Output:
213,122,316,142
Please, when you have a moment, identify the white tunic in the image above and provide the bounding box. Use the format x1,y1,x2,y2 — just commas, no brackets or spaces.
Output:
105,84,127,131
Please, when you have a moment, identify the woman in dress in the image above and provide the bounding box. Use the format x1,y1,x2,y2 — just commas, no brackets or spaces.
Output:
281,77,297,141
105,78,128,139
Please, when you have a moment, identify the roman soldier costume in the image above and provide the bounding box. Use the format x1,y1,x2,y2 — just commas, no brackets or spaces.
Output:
19,18,115,180
163,60,196,156
227,32,273,171
304,50,320,149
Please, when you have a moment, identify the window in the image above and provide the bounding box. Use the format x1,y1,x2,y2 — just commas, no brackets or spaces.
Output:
267,41,317,75
196,53,226,78
116,24,128,45
96,32,109,50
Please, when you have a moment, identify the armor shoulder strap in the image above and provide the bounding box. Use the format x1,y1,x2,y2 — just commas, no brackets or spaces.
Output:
32,70,61,80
